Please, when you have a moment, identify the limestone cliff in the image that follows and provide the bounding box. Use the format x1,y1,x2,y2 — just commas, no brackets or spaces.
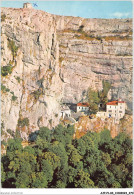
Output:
1,7,63,140
55,16,132,107
74,115,133,139
1,7,132,140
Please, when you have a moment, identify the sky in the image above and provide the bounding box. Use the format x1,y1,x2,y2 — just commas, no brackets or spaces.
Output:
1,1,133,19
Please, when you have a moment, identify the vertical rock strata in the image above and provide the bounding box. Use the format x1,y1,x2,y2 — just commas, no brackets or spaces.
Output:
1,8,62,140
1,7,132,140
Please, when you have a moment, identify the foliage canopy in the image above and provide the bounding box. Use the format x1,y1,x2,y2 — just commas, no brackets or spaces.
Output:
1,125,132,188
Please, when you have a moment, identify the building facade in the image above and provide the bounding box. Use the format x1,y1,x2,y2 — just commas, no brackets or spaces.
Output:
77,102,89,113
60,105,71,119
96,100,126,122
106,100,126,121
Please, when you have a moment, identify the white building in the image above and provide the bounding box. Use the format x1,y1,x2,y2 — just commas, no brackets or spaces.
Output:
106,100,126,121
60,105,71,119
77,102,89,113
23,2,33,8
96,99,126,122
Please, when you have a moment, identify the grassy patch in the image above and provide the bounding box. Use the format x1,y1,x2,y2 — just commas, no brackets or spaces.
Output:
103,35,132,41
62,28,132,42
60,45,67,49
116,53,132,56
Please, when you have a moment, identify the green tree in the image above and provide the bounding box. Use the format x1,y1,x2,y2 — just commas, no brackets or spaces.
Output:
99,80,111,108
40,151,61,171
88,88,100,114
53,124,74,146
101,152,111,167
66,144,82,168
39,159,53,182
38,127,51,142
30,172,48,188
35,136,50,151
6,138,22,159
74,170,95,188
1,163,6,183
8,39,18,60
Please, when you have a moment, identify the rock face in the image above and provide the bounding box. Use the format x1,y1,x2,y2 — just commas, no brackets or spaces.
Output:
55,16,132,107
75,115,133,139
1,7,63,140
1,7,132,140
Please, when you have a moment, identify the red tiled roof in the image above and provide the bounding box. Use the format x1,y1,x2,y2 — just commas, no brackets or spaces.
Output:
77,102,89,107
106,100,125,105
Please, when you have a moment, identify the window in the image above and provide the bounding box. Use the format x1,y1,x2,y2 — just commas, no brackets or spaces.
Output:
108,110,112,112
120,106,122,109
110,106,111,108
119,111,122,113
120,114,121,117
79,107,80,109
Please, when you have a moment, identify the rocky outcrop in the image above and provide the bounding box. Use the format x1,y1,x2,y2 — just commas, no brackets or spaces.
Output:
75,115,133,139
1,7,132,140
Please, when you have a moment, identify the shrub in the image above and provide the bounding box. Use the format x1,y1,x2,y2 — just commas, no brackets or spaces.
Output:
1,122,5,136
15,76,21,83
8,39,18,60
49,119,52,126
18,118,29,127
1,140,7,146
1,65,13,76
59,57,64,63
1,84,10,93
96,36,102,41
7,129,15,137
1,14,6,22
32,89,42,100
55,114,58,117
78,25,84,32
12,95,18,101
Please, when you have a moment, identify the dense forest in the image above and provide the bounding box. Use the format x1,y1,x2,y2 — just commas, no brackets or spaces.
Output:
1,125,132,188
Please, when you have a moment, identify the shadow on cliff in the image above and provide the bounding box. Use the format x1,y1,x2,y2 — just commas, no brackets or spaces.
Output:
28,130,39,142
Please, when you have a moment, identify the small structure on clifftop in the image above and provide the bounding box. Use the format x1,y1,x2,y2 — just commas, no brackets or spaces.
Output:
23,2,33,8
